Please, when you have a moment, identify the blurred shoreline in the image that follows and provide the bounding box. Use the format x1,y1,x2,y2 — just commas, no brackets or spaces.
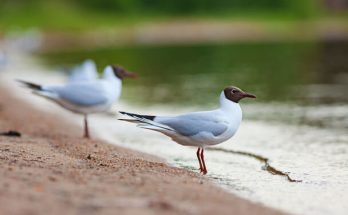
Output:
2,19,346,52
45,20,348,51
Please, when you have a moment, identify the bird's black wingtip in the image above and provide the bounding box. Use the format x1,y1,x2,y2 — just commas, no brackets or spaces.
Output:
16,79,42,91
118,111,155,121
15,79,25,84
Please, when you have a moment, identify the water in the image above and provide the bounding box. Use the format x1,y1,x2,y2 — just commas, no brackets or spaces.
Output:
35,41,348,215
39,41,348,105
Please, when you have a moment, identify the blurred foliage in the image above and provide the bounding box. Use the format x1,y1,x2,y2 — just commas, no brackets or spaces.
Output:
0,0,318,15
0,0,321,30
76,0,315,16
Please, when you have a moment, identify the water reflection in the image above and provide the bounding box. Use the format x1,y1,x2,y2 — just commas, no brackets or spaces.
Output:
39,40,348,106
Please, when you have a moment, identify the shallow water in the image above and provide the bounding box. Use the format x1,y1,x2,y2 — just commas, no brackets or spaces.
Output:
22,41,348,214
39,40,348,105
91,104,348,215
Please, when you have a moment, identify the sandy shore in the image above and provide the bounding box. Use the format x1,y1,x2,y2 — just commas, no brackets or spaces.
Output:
0,84,285,215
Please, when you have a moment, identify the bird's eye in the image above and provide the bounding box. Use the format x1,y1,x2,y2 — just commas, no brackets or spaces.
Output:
231,90,239,94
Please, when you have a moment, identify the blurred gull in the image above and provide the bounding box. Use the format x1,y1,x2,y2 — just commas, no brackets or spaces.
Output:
120,86,256,175
68,59,98,83
18,65,137,138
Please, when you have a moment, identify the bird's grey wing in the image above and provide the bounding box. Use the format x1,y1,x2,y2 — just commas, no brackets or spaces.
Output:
47,83,108,106
157,113,228,137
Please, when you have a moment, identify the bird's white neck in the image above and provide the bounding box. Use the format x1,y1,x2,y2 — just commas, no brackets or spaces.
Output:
219,91,242,118
102,66,121,82
102,66,122,99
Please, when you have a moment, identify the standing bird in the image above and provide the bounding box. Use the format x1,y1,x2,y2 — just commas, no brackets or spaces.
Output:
119,86,256,174
18,65,137,138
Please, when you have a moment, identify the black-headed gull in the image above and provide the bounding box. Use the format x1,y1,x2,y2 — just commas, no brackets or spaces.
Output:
119,86,256,174
18,65,137,138
68,59,98,83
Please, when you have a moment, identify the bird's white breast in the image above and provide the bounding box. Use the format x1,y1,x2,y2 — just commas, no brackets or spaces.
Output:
203,106,242,146
193,95,242,146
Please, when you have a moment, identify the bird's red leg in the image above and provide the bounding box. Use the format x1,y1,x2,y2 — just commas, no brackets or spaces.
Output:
84,114,90,139
196,147,204,173
201,148,207,175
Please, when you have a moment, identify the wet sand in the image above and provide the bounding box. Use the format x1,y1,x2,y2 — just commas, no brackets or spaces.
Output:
0,85,286,215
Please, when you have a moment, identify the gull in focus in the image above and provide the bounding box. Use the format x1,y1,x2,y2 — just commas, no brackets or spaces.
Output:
119,86,256,174
18,65,137,138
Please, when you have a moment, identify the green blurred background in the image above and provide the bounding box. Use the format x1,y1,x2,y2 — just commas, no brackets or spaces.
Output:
0,0,346,31
1,0,348,106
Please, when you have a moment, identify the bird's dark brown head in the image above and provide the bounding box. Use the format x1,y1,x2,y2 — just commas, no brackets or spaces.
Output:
112,65,138,79
224,86,256,103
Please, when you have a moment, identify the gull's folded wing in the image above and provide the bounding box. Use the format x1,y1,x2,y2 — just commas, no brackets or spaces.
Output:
47,83,108,106
156,112,228,137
